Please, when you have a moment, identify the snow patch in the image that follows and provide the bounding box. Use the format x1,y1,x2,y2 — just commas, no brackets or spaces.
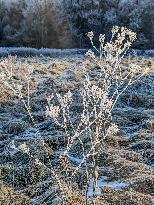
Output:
88,175,127,198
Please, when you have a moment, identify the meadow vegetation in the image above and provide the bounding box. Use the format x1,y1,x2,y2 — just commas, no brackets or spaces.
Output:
0,27,154,205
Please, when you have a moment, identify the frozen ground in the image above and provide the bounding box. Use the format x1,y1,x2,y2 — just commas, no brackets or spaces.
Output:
0,50,153,204
0,47,154,58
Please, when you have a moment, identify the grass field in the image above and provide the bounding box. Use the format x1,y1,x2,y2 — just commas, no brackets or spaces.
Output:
0,51,154,205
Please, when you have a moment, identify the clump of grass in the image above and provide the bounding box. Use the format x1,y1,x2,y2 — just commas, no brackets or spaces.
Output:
0,184,29,205
3,120,29,135
100,187,152,205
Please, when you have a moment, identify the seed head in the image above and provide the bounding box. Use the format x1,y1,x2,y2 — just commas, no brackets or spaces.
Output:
87,31,94,41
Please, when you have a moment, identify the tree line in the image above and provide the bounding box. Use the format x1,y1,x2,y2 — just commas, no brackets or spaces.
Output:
0,0,153,49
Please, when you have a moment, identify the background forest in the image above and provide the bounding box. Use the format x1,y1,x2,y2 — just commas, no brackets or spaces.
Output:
0,0,153,49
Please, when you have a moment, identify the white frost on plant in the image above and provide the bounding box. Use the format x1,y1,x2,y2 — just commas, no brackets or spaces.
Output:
18,142,29,154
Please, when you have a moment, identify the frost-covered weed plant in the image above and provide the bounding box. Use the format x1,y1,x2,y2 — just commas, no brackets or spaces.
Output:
0,27,149,204
46,26,149,204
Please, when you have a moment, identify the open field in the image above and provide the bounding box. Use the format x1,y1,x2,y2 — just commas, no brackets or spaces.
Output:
0,50,154,205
